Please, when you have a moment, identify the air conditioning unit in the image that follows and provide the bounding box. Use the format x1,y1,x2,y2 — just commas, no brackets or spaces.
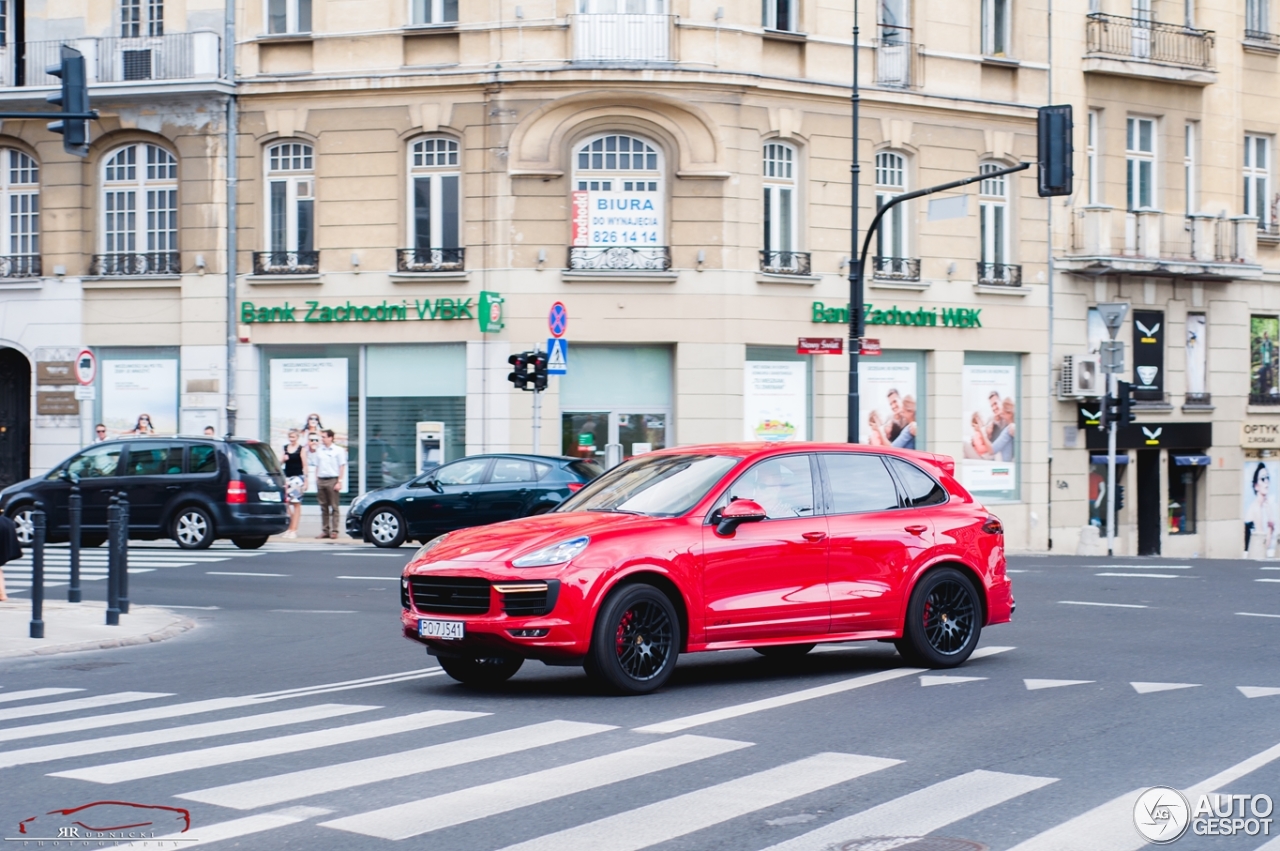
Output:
1059,354,1103,399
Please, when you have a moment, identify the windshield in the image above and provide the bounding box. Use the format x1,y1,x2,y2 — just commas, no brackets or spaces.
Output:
556,454,740,517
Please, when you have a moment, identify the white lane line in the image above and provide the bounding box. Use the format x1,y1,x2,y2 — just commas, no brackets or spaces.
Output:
335,576,398,580
0,691,170,723
1258,567,1280,570
0,704,374,770
54,709,485,784
251,668,444,699
1091,564,1192,570
1238,687,1280,699
1060,601,1149,609
493,752,902,851
1095,572,1184,579
158,605,221,610
758,769,1057,851
1257,579,1280,583
969,645,1015,660
1238,612,1280,618
269,609,357,614
206,571,289,577
0,688,83,705
920,675,987,687
1025,679,1094,691
113,806,332,849
633,668,922,735
335,553,411,558
178,719,616,810
1007,738,1280,850
321,735,752,840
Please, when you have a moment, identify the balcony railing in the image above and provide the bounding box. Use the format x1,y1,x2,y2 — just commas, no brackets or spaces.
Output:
397,247,465,273
976,262,1022,287
568,246,671,272
254,251,319,275
570,14,673,63
759,250,811,275
874,27,922,87
1250,391,1280,406
0,255,40,278
1245,29,1280,47
871,256,921,282
2,32,220,87
91,252,180,276
1085,13,1214,69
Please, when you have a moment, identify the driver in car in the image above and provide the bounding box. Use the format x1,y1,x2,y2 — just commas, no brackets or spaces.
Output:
738,461,810,519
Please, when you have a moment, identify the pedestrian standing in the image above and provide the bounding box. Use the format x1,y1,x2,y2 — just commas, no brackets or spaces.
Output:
93,424,108,442
0,513,21,602
280,429,308,539
312,429,346,539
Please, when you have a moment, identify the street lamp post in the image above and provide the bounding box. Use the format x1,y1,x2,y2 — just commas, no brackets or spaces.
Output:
847,0,862,443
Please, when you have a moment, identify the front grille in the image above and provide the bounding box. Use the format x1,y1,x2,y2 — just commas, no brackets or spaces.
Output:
409,576,491,615
501,580,561,617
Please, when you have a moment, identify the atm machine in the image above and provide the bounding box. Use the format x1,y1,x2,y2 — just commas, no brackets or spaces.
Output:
416,421,446,474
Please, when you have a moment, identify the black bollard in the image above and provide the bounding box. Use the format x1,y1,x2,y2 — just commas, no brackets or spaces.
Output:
106,496,120,626
117,493,129,615
29,502,45,639
67,484,82,603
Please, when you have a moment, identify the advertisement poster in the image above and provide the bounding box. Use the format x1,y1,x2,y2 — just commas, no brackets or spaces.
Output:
269,358,349,492
743,362,807,442
1132,309,1164,400
857,361,919,449
1243,461,1280,558
101,359,178,436
1251,316,1279,402
1186,313,1207,396
960,364,1018,493
572,189,663,247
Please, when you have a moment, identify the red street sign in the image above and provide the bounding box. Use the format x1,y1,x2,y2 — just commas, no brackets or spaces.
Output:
797,338,843,355
860,339,882,356
549,302,568,338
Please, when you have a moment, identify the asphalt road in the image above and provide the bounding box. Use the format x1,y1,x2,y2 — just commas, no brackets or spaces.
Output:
1,544,1278,850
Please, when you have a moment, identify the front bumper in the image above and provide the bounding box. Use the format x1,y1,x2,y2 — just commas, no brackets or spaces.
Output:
345,510,364,539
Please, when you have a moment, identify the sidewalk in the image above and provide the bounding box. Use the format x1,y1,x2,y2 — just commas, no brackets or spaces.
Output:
0,600,195,659
274,504,366,546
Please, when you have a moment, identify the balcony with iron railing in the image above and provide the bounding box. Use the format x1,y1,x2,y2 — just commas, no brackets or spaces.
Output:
570,14,674,63
1084,13,1215,83
1244,28,1280,50
759,250,811,276
397,247,465,273
568,245,671,272
91,252,181,276
871,256,921,282
254,251,319,276
0,31,221,88
874,26,922,88
0,254,39,278
976,262,1022,287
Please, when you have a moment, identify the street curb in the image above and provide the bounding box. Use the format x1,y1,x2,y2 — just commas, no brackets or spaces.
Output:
0,610,197,660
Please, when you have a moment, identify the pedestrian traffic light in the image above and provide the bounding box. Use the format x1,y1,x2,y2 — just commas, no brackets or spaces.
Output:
1117,380,1138,424
47,45,90,157
1114,482,1125,512
1037,104,1073,198
531,351,548,392
507,351,530,391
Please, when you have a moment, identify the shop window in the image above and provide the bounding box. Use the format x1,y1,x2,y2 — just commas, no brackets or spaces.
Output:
961,352,1020,501
98,143,178,275
265,141,315,268
121,0,163,37
571,134,666,270
560,345,672,460
405,136,461,271
1089,454,1126,531
0,149,38,276
268,0,311,34
1250,315,1279,405
1168,454,1206,535
413,0,457,24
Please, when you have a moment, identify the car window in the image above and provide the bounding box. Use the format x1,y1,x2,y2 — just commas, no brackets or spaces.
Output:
888,457,948,507
559,454,740,516
436,458,489,486
188,444,218,474
568,460,604,480
722,455,816,519
233,443,280,476
489,459,536,484
125,443,185,476
67,444,122,479
823,454,901,514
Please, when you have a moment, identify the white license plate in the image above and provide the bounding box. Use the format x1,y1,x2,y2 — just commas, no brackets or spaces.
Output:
258,491,282,503
419,619,465,640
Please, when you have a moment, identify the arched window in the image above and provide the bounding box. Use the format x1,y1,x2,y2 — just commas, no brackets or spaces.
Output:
97,142,178,275
978,162,1014,284
570,133,666,270
874,151,906,259
0,150,38,277
762,142,806,273
261,141,316,274
403,136,462,272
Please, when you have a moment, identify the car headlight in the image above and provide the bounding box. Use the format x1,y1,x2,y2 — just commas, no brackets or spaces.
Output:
411,533,451,562
511,536,589,568
350,494,373,514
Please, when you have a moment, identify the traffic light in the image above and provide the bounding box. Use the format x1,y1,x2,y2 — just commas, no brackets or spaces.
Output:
47,45,90,157
531,351,548,392
507,351,530,391
1116,380,1137,424
1037,104,1073,198
1098,394,1111,430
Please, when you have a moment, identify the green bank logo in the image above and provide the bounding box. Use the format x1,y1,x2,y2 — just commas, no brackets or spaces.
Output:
811,301,982,329
241,297,485,325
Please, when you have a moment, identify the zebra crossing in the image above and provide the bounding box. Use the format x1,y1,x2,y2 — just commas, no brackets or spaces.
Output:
7,673,1278,850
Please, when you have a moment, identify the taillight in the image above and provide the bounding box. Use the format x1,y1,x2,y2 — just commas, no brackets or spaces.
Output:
982,516,1003,535
566,482,585,492
226,481,247,504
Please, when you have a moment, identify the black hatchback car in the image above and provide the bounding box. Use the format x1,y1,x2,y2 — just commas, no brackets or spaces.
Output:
346,454,603,548
0,438,289,550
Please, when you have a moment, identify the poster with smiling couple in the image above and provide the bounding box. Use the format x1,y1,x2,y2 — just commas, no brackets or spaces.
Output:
960,364,1018,494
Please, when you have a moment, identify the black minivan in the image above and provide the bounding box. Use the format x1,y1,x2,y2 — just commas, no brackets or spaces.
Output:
0,438,289,550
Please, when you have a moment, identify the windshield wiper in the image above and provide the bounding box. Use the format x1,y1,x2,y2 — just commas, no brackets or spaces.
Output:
586,508,648,516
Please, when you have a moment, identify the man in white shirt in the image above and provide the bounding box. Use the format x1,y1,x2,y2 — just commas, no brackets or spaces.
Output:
312,429,347,539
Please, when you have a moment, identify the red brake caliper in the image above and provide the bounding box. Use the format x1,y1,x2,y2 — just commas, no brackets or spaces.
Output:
616,610,634,656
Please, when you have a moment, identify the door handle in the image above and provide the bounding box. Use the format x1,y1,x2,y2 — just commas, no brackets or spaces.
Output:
802,531,827,542
905,525,928,536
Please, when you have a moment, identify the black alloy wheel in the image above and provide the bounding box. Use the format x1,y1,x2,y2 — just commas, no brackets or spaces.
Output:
896,567,981,668
364,506,406,548
436,654,524,686
586,584,679,695
81,535,107,548
232,536,269,550
172,506,215,550
754,643,816,659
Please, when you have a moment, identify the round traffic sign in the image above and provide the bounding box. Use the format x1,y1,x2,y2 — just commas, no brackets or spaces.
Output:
549,302,568,338
75,349,96,386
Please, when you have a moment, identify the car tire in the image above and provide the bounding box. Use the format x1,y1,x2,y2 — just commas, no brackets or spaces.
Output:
172,506,215,550
436,654,524,686
80,535,108,549
895,567,982,669
364,506,406,548
753,643,816,659
8,504,34,546
586,583,680,695
231,536,268,550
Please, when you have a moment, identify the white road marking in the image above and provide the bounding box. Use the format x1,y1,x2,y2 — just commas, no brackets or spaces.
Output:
920,675,987,687
0,688,82,705
1131,682,1201,694
0,704,373,770
758,769,1057,851
969,645,1015,659
157,604,221,610
177,720,615,810
1237,612,1280,618
1060,601,1148,609
1091,564,1191,569
54,709,485,784
268,609,357,614
1257,579,1280,583
811,644,875,653
1238,686,1280,698
206,571,289,577
321,735,752,840
633,668,923,735
335,576,398,580
1095,573,1184,579
335,553,410,558
491,753,902,851
112,806,332,849
1025,679,1094,691
0,691,170,723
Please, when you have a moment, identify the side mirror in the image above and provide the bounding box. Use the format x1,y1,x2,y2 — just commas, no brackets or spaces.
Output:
714,499,767,536
59,469,80,485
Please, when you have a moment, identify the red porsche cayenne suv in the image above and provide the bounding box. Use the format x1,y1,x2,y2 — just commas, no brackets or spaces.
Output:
399,443,1013,695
